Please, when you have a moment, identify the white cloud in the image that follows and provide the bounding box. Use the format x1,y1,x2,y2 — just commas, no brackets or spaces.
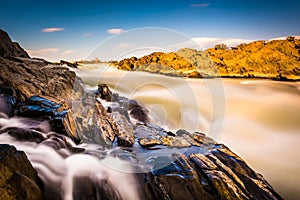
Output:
189,3,210,7
62,50,75,55
107,28,124,34
42,28,65,33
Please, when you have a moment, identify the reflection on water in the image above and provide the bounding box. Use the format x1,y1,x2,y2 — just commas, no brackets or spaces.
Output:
76,64,300,199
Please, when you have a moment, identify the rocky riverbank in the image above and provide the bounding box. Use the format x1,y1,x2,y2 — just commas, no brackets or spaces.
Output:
0,29,283,199
115,37,300,81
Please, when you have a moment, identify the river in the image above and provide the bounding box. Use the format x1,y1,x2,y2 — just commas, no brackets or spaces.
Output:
76,63,300,199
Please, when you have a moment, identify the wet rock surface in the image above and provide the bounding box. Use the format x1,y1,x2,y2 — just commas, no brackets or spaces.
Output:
0,144,43,200
17,95,81,144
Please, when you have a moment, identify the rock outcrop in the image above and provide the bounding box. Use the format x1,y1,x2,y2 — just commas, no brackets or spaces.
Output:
206,38,300,80
0,57,76,102
0,29,30,58
116,51,204,77
115,37,300,80
0,144,43,200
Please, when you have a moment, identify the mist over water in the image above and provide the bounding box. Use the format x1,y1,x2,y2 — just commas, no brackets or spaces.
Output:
76,64,300,199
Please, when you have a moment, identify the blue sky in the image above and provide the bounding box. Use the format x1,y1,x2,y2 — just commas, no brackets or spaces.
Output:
1,0,299,61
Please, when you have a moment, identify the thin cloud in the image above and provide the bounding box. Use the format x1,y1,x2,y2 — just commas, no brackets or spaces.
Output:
42,28,65,33
117,43,132,49
62,50,75,55
83,32,93,37
268,35,300,42
27,48,60,55
107,28,124,34
189,3,210,7
168,37,254,51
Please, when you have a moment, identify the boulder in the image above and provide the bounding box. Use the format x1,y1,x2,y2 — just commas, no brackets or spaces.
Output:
0,144,43,200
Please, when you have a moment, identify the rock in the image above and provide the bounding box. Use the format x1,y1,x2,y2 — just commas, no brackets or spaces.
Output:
130,103,150,123
97,84,112,101
142,154,216,200
0,57,76,102
0,144,43,200
115,38,300,80
60,60,78,68
17,96,81,144
138,137,161,147
0,29,30,58
0,127,46,143
97,84,150,123
137,143,283,200
176,48,217,77
94,98,119,146
206,38,300,80
72,84,120,146
0,86,16,117
116,51,200,77
111,112,135,147
72,176,121,200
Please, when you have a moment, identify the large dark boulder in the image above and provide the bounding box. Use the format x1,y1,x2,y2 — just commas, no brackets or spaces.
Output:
0,29,29,58
0,144,43,200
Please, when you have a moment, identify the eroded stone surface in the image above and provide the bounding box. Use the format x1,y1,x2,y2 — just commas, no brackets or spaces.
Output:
0,144,43,200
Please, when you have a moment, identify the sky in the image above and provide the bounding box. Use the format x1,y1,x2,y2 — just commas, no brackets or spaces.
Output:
1,0,300,61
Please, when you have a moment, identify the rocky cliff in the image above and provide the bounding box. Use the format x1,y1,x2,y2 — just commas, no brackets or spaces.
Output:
116,37,300,80
0,29,283,199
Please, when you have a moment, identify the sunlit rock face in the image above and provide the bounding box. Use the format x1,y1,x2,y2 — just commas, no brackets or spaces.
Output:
206,38,300,80
115,38,300,80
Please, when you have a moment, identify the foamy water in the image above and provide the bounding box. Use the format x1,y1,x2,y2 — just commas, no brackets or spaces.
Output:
0,117,140,200
75,64,300,199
